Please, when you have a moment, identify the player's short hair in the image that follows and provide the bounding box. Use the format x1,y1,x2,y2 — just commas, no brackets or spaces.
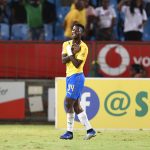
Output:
73,23,85,33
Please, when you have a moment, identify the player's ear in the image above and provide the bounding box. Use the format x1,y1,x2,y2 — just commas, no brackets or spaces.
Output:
79,29,84,36
81,30,85,36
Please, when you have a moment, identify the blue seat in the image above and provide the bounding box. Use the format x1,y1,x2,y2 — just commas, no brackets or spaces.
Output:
54,22,64,40
91,0,97,6
57,6,70,23
110,0,117,7
54,7,70,40
51,0,60,7
47,0,55,3
44,24,53,41
143,18,150,41
0,23,10,40
11,24,29,40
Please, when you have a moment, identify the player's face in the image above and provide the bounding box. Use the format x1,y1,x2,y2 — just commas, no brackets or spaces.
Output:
102,0,109,8
72,25,82,39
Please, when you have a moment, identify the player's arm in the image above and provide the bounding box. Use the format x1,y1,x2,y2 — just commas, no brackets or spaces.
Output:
62,53,82,67
67,43,82,68
62,52,82,67
62,42,71,64
117,0,129,11
62,54,70,64
69,56,82,68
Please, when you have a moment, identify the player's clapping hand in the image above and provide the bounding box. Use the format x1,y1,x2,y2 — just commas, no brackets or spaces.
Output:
72,43,81,54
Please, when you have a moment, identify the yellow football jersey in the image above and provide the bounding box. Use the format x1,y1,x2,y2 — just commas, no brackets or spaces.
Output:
62,40,88,77
70,4,87,26
64,4,87,38
64,9,80,38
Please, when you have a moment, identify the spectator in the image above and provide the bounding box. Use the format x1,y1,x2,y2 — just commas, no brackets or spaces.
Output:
117,0,130,41
42,0,56,41
63,0,85,39
144,0,150,17
11,0,26,24
118,0,147,41
0,0,11,24
11,0,29,40
0,0,11,40
71,0,87,28
24,0,44,40
95,0,116,41
129,64,147,77
84,0,97,40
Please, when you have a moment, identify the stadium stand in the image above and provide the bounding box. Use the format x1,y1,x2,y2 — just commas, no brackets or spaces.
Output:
54,6,70,40
11,24,29,40
143,18,150,41
44,24,54,41
0,0,149,41
0,23,10,40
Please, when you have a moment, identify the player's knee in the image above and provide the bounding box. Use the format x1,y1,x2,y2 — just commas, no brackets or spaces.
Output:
65,102,73,112
65,104,74,113
74,105,83,114
65,98,75,113
65,102,70,110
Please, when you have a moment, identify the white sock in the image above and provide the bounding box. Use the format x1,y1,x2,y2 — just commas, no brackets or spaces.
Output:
67,113,75,132
77,111,92,130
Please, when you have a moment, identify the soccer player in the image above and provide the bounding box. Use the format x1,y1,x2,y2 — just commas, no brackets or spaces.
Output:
60,23,96,140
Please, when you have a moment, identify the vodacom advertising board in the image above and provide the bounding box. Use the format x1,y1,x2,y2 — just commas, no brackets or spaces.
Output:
56,78,150,129
96,43,150,77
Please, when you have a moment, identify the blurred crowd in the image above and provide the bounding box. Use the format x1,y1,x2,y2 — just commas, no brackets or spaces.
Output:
0,0,150,41
0,0,56,40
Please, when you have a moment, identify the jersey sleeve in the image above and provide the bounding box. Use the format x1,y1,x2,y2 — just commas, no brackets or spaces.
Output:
62,42,67,54
72,10,80,23
76,45,88,60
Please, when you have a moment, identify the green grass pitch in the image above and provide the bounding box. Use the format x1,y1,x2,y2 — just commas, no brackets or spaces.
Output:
0,125,150,150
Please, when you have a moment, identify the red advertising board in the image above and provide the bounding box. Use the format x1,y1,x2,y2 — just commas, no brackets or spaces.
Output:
0,41,149,78
0,42,66,78
0,41,91,78
94,42,150,77
0,82,25,119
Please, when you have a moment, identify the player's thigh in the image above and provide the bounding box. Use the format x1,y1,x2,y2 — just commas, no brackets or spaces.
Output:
65,97,75,113
74,99,83,114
